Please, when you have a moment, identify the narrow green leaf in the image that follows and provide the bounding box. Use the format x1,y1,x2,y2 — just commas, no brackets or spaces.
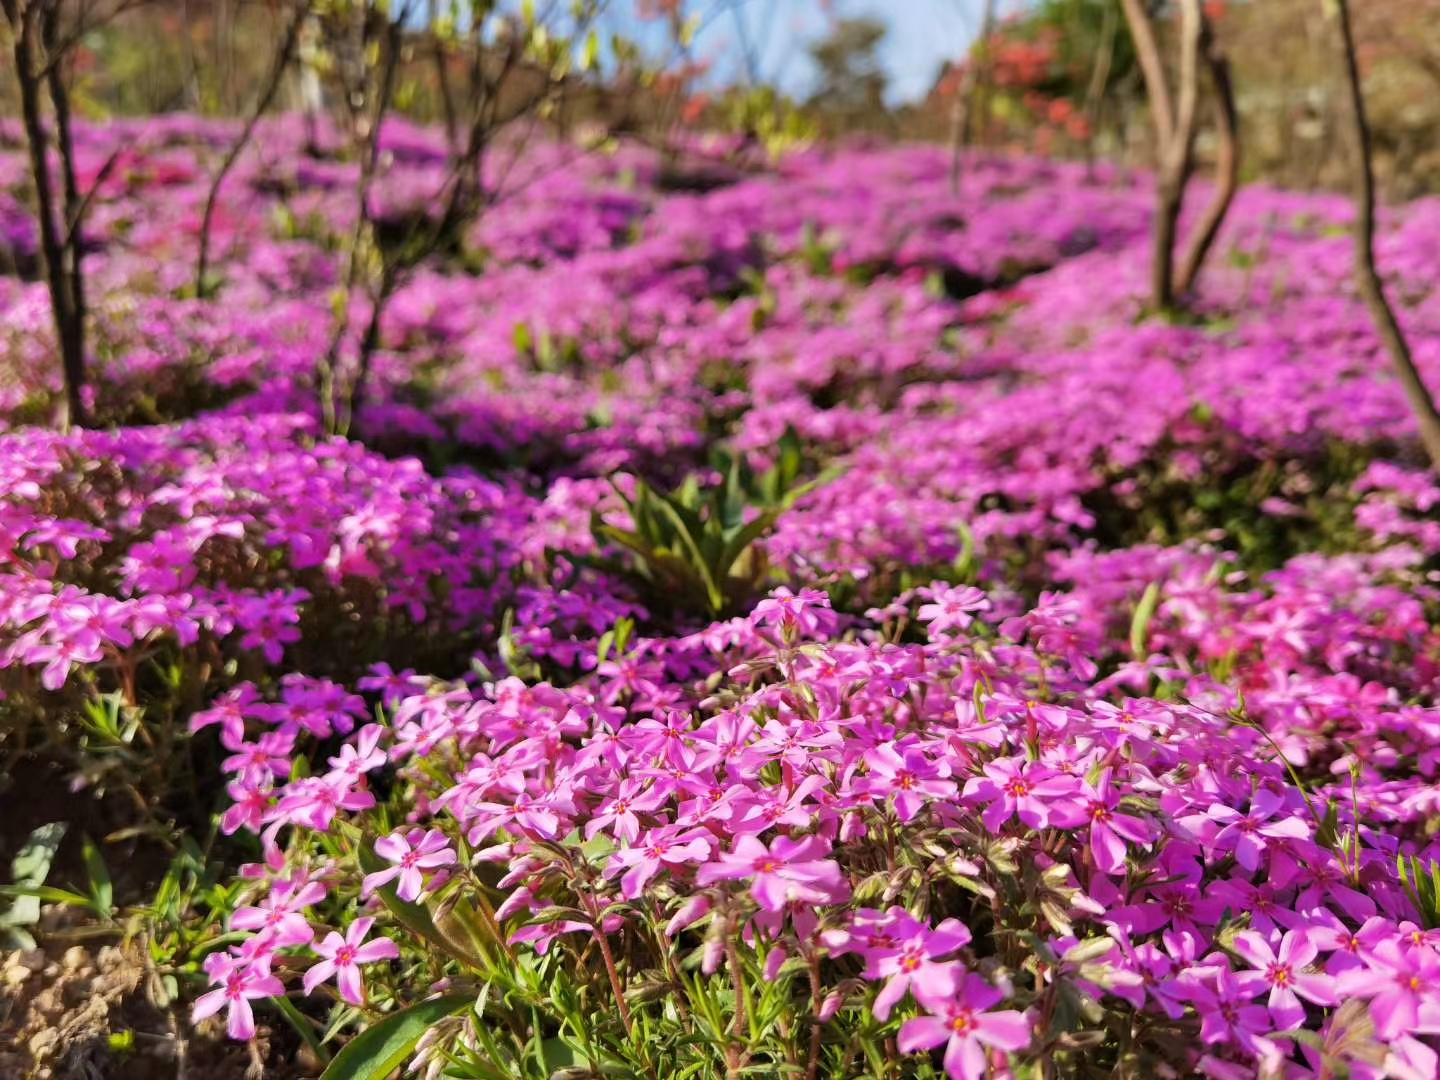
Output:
318,993,474,1080
81,836,113,918
1129,581,1161,658
355,847,490,969
1,823,68,941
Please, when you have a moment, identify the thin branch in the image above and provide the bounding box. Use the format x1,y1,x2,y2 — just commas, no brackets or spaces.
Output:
195,0,310,296
948,0,997,196
1175,13,1238,296
1328,0,1440,470
1120,0,1175,152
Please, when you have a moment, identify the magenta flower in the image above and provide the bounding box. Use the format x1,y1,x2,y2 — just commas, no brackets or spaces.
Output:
585,779,667,845
1202,789,1310,872
1079,770,1151,875
695,834,849,912
362,828,457,902
1182,967,1278,1066
752,586,831,638
916,583,990,635
231,880,324,948
1337,938,1440,1040
850,907,973,1020
861,743,957,823
898,967,1032,1080
303,917,400,1005
1231,929,1337,1030
962,757,1082,833
607,826,713,899
192,952,284,1040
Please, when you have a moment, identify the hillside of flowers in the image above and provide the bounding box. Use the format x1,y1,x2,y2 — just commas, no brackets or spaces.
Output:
6,115,1440,1080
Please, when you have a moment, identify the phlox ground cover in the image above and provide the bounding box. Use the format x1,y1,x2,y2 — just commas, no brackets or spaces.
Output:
5,117,1440,1079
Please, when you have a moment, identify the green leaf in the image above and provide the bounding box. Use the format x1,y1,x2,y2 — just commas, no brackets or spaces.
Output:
318,993,475,1080
356,846,492,969
650,498,723,612
1,822,68,945
1129,581,1161,657
81,836,113,918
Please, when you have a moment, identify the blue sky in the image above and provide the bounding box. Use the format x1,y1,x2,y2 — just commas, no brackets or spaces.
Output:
608,1,989,105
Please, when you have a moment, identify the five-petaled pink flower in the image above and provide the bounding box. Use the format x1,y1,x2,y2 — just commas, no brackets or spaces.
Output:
362,828,457,902
303,917,400,1005
898,967,1032,1080
695,834,849,912
849,906,973,1020
1231,929,1337,1030
192,952,284,1040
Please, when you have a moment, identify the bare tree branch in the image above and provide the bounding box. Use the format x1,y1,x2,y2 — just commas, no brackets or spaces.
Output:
948,0,996,197
1121,0,1175,151
1175,14,1238,296
195,0,311,297
1328,0,1440,470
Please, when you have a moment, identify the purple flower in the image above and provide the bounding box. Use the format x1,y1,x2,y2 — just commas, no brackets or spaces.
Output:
303,917,400,1005
963,757,1082,833
695,834,849,912
897,967,1032,1080
848,906,973,1021
1200,789,1311,872
1079,769,1152,875
1231,929,1337,1030
192,953,284,1040
362,828,457,902
1182,967,1279,1067
1337,939,1440,1040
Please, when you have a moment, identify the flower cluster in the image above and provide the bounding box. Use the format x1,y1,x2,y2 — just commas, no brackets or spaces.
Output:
6,117,1440,1078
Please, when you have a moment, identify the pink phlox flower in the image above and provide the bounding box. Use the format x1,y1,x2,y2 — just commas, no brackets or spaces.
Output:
362,828,456,902
302,916,400,1005
606,826,713,899
192,951,284,1040
1336,937,1440,1040
325,725,388,782
1231,929,1337,1030
916,583,990,635
1199,788,1312,872
221,729,296,786
861,742,957,823
695,834,850,913
897,966,1032,1080
733,773,829,833
751,586,832,638
963,757,1083,833
585,779,667,844
849,906,973,1021
271,775,376,831
230,880,324,947
1079,769,1152,875
1180,966,1280,1066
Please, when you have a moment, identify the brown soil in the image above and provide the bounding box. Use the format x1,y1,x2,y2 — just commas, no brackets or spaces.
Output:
0,920,319,1080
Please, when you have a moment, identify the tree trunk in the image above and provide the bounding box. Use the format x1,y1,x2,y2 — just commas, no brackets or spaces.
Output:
1329,0,1440,470
949,0,997,196
1082,0,1119,180
5,0,87,428
1121,0,1206,313
1175,13,1239,296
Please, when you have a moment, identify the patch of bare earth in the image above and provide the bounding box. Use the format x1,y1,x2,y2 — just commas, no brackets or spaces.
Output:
0,931,317,1080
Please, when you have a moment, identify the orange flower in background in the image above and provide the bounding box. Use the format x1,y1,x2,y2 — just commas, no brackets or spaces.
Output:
1203,0,1227,21
680,94,708,125
635,0,681,20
